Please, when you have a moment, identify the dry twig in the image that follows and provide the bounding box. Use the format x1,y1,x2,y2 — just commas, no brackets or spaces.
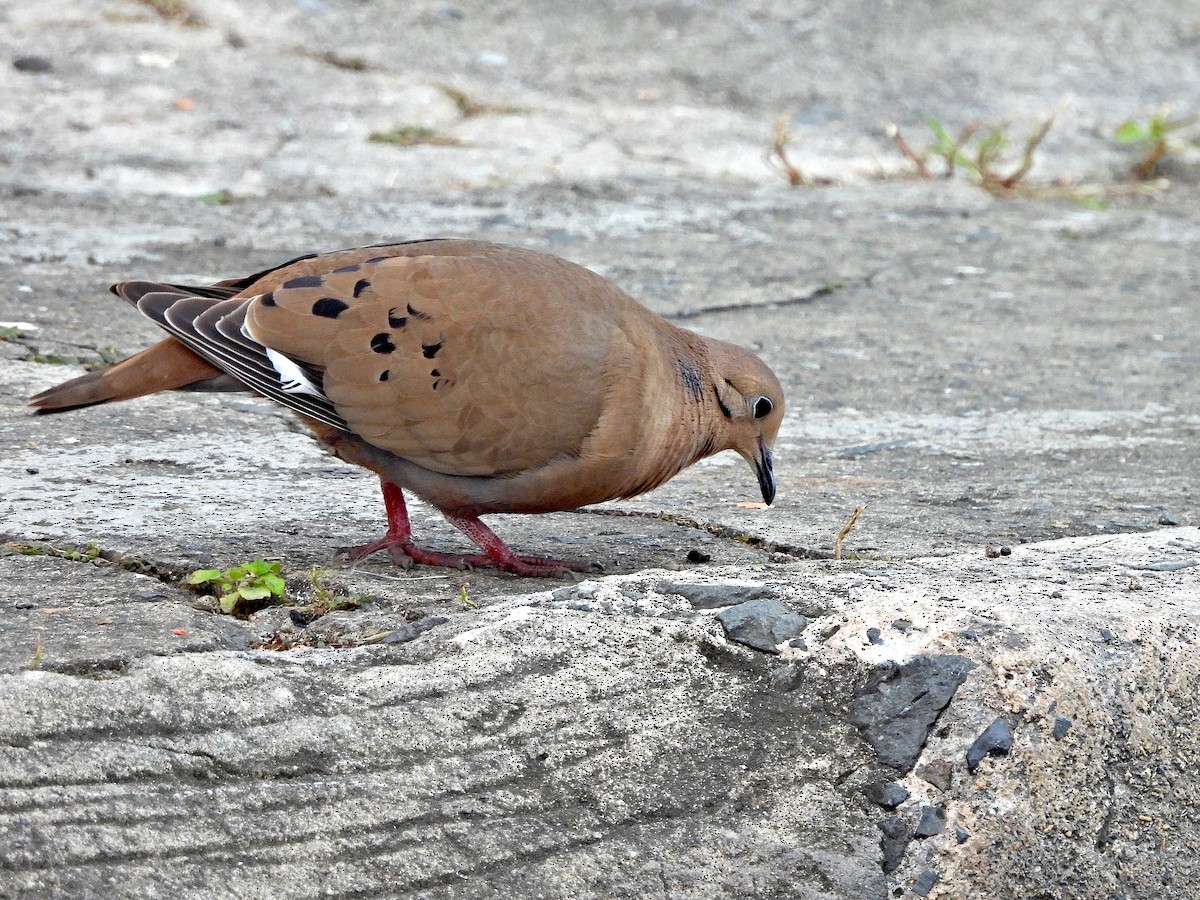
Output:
834,505,866,561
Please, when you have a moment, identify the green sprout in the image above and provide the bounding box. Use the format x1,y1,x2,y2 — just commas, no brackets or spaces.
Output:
1115,110,1197,179
187,560,286,616
922,113,1056,194
458,581,476,608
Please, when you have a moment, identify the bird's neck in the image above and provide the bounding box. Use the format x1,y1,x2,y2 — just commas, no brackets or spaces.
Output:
647,328,729,468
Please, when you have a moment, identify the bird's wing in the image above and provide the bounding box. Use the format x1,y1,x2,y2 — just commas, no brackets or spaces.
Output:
244,249,624,476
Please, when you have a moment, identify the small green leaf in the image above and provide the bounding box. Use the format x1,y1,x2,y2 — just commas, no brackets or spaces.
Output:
262,574,286,596
1114,121,1146,143
187,569,223,585
226,565,247,579
219,592,239,612
244,560,270,576
238,585,272,601
926,116,951,145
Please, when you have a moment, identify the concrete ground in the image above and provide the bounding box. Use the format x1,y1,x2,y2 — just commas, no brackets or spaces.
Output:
1,1,1199,898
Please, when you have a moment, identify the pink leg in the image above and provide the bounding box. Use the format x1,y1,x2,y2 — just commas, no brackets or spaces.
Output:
338,481,479,569
443,512,593,577
340,480,594,577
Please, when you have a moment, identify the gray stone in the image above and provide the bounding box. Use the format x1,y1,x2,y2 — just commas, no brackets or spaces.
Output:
657,579,777,609
917,757,954,792
715,598,808,653
913,870,939,897
1052,717,1073,740
249,606,302,634
967,718,1015,772
915,804,947,838
879,816,914,874
849,655,976,772
864,781,909,810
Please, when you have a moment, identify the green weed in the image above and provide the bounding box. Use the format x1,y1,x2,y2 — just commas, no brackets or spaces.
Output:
1115,110,1198,179
187,560,286,616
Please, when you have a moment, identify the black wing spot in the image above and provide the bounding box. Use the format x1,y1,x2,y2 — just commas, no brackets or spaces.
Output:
282,274,324,289
312,297,349,318
430,369,440,377
353,278,370,298
379,370,390,382
371,333,396,354
421,341,443,359
332,264,360,274
407,303,433,321
260,292,277,307
387,307,407,328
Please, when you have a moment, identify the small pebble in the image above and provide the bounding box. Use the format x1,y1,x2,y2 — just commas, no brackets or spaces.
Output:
954,825,969,844
891,618,912,634
866,626,884,645
685,548,711,563
25,466,39,475
966,717,1014,772
864,781,909,810
914,805,946,837
1159,512,1180,526
999,546,1012,556
13,55,53,73
1099,627,1114,642
912,870,938,897
1050,590,1063,599
1052,717,1072,740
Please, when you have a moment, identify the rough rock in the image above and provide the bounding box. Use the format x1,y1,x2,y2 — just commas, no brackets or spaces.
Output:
656,579,777,610
915,805,948,838
849,655,977,772
714,598,809,653
865,781,910,810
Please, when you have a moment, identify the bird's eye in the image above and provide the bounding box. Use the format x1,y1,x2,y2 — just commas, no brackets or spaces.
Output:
751,396,773,419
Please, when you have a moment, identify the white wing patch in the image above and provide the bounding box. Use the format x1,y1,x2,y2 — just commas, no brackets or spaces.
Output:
266,347,325,397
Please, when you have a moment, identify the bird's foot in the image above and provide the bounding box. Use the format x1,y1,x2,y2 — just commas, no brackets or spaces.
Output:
486,552,597,578
338,536,596,578
337,535,481,570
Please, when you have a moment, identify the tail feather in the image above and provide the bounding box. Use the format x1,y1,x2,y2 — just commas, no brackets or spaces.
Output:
28,338,224,413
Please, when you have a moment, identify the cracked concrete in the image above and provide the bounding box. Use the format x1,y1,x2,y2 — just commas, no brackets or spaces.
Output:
3,1,1200,898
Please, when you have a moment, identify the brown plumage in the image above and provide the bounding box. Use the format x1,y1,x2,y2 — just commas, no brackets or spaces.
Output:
30,240,784,576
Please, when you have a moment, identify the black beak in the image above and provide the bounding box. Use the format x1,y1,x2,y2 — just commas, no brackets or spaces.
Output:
754,440,776,505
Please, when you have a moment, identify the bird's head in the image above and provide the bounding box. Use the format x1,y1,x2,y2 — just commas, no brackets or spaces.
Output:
705,340,785,505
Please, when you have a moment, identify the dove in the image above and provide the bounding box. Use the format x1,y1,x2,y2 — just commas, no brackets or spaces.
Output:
29,240,784,577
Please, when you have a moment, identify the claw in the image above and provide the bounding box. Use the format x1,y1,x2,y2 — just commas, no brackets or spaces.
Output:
344,480,596,578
